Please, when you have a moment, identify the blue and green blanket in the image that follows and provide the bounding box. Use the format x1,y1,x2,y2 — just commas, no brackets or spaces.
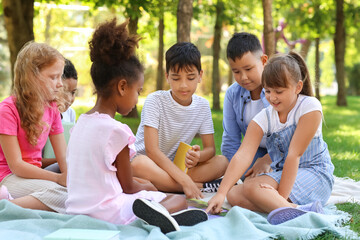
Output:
0,200,356,240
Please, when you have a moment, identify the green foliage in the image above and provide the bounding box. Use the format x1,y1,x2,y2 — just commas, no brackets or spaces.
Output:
347,63,360,96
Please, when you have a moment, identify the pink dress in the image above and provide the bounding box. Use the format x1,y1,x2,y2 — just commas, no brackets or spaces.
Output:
0,96,63,182
65,112,166,224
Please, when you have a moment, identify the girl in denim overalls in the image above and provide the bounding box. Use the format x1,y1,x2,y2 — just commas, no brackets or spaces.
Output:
207,51,334,225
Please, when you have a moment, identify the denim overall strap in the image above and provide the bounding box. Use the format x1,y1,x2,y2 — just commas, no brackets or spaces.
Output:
265,97,308,170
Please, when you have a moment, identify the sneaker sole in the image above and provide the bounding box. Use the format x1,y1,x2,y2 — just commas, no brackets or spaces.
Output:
171,209,208,226
132,199,180,234
267,207,307,225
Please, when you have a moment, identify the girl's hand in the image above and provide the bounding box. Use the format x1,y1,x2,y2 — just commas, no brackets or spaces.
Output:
185,145,201,169
56,172,67,187
259,183,276,191
206,193,226,214
182,178,204,199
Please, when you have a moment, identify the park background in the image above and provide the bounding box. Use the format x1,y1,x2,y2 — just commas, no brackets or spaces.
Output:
0,0,359,238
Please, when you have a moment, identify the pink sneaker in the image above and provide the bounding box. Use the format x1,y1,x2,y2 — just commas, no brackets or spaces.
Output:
0,185,13,200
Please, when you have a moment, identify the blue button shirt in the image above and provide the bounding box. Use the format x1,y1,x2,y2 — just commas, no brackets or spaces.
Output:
221,83,269,162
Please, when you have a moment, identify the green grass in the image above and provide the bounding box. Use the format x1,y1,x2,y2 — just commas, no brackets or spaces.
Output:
73,95,360,239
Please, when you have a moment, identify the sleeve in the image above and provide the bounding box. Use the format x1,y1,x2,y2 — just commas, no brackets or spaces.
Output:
298,97,322,118
0,103,18,136
199,100,214,135
221,89,242,161
141,94,160,130
105,124,136,171
252,108,268,135
49,103,64,135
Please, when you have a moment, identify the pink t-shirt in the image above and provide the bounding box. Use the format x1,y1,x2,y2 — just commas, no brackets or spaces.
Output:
0,96,63,182
65,112,166,224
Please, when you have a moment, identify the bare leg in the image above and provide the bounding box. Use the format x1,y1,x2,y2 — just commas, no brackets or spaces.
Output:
227,183,263,212
132,155,185,192
187,155,228,183
10,196,54,211
241,175,295,213
159,194,187,214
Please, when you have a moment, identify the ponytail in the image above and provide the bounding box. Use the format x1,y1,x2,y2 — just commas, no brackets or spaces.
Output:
288,51,313,96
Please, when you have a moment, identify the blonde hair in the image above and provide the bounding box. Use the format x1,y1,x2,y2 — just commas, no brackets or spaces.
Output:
262,51,314,96
12,41,64,146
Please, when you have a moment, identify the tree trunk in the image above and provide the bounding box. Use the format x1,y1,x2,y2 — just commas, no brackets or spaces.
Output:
262,0,275,57
300,39,312,60
315,37,321,101
156,16,164,90
227,67,233,87
44,7,52,43
177,0,193,42
2,0,34,86
334,0,347,106
212,0,223,111
124,16,140,118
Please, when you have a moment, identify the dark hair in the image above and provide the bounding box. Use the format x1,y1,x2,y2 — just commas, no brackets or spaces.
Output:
62,59,78,80
262,51,314,96
89,18,144,96
165,42,201,73
227,32,263,61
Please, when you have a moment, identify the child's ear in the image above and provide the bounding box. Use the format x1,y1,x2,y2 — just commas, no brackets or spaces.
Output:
117,79,127,96
165,73,170,84
261,54,268,65
198,70,203,83
296,80,303,94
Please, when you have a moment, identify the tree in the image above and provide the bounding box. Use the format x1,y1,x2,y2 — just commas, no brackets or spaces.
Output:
212,0,224,110
2,0,34,86
334,0,347,106
262,0,275,56
177,0,193,42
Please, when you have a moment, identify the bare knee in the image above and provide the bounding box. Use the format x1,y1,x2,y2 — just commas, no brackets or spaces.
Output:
217,155,229,173
131,155,154,176
226,185,246,207
242,180,260,201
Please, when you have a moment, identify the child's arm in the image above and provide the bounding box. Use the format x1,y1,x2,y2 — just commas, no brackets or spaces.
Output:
49,133,67,173
206,121,263,214
144,126,203,199
0,134,66,186
277,111,322,199
115,145,157,193
185,134,215,169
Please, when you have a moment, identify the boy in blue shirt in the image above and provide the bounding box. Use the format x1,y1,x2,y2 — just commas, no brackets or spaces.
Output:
222,32,271,180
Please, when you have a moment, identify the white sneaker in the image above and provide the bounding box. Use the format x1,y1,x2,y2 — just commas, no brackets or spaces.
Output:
133,198,180,234
171,208,208,226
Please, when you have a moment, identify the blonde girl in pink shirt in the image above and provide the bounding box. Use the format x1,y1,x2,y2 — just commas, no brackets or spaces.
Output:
0,42,68,212
65,18,207,234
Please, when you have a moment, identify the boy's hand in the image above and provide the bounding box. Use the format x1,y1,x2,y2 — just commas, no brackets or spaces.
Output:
206,192,225,214
183,178,204,199
185,145,201,169
245,155,272,178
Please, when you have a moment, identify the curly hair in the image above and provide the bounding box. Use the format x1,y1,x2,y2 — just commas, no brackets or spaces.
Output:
12,41,64,146
89,18,144,97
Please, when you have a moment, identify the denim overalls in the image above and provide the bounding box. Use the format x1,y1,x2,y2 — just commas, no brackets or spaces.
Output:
263,97,334,205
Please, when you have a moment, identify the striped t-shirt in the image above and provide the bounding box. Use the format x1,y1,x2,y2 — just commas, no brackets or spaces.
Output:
135,90,214,161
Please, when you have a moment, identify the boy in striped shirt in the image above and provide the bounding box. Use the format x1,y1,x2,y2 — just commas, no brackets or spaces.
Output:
132,42,228,199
